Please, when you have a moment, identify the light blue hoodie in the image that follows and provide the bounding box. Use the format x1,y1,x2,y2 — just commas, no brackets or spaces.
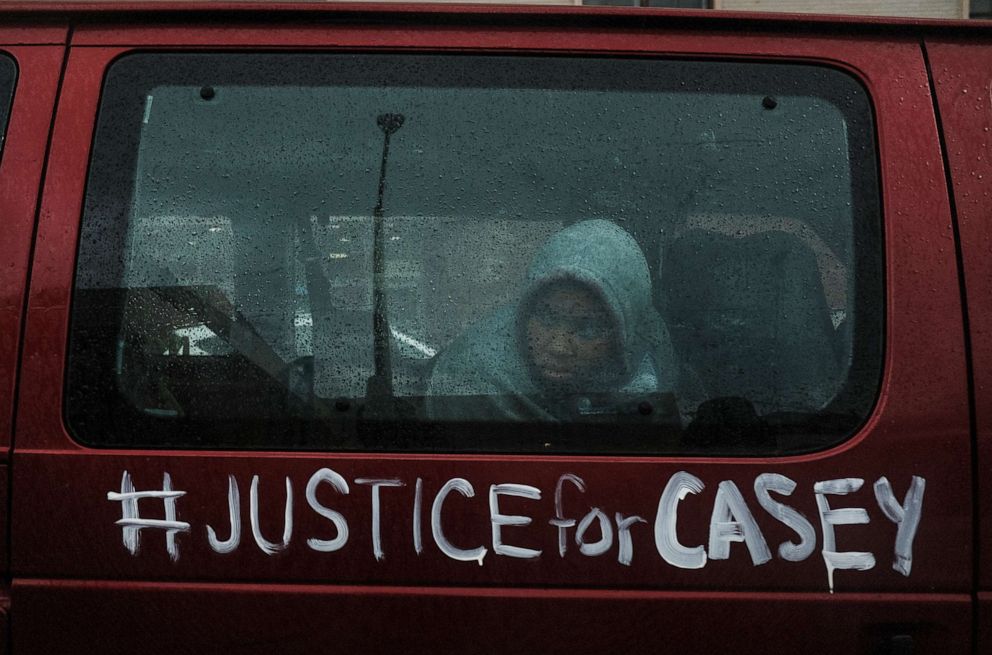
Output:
427,219,679,421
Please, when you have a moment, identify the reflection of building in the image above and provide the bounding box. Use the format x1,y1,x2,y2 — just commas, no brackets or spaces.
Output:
216,0,989,17
581,0,980,18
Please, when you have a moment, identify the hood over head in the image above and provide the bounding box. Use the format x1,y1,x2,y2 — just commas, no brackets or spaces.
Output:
516,219,660,389
427,218,679,422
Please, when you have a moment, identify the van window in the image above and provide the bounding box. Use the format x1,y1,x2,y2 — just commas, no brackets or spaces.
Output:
0,54,16,157
66,53,882,454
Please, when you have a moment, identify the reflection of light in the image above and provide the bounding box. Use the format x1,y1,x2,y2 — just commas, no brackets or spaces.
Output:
390,236,401,241
339,237,350,243
327,253,348,260
209,226,223,233
390,327,436,357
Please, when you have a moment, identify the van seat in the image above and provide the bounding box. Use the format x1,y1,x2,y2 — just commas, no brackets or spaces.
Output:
661,227,841,415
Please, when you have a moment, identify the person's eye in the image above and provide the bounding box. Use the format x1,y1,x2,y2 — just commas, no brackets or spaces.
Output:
536,314,557,329
576,323,608,340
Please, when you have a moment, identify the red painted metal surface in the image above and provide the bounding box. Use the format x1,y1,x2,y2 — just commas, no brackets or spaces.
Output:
8,454,968,592
0,1,987,35
61,12,992,48
980,593,992,654
10,582,972,653
926,39,992,594
0,466,7,576
0,26,64,47
0,605,7,655
0,43,65,456
7,8,976,653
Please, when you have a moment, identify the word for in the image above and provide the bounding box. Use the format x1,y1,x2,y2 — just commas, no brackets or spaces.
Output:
108,470,926,592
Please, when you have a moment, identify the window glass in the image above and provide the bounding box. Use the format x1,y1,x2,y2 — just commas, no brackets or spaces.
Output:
0,54,16,159
67,53,882,454
582,1,707,6
972,0,992,18
582,0,710,9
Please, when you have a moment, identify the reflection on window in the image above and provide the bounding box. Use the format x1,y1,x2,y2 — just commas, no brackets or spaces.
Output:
0,54,16,160
582,0,707,6
67,53,881,455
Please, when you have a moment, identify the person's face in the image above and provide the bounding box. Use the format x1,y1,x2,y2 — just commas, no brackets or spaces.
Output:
525,286,618,387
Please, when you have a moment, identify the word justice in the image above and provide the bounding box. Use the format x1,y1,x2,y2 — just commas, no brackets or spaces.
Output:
108,469,925,592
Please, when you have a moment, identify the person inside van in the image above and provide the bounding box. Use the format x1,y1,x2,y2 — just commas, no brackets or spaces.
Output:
426,219,682,422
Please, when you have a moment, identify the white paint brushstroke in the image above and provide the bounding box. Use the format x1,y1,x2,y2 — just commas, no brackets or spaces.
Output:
355,478,405,561
873,476,926,576
753,473,816,562
107,471,190,561
654,471,707,569
108,470,140,556
576,508,613,557
708,480,772,566
431,478,488,565
549,473,586,557
614,513,646,566
814,478,875,593
250,475,293,555
489,483,542,559
206,474,241,554
160,473,186,561
306,468,350,552
413,477,424,555
115,518,189,529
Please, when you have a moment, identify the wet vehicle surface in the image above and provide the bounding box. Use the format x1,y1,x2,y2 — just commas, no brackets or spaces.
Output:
0,3,990,653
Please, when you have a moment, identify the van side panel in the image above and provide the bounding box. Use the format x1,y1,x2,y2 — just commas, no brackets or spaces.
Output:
926,38,992,655
0,43,64,454
0,26,65,47
0,35,64,649
981,593,992,652
926,40,992,608
10,581,973,654
12,14,973,654
0,41,63,589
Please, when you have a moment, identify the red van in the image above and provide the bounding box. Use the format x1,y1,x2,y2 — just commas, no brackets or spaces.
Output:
1,2,990,652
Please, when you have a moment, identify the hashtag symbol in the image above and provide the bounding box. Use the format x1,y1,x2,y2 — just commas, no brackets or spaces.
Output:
107,471,191,561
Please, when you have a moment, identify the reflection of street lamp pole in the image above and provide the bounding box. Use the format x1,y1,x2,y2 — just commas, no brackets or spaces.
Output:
367,113,405,401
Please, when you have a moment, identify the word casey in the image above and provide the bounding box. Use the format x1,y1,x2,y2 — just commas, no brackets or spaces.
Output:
108,469,925,592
